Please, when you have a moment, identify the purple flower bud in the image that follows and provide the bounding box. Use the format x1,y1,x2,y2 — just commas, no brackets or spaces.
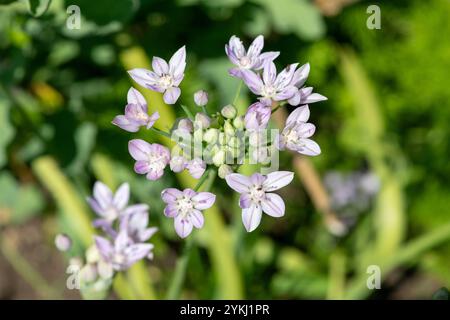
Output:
194,113,211,129
194,90,208,106
178,118,194,133
55,233,72,252
244,102,271,130
170,156,187,173
186,158,206,179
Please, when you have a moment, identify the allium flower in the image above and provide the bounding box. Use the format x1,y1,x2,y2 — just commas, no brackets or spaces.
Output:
170,155,187,173
112,87,160,132
241,62,298,105
186,158,206,179
278,105,321,156
244,102,271,130
225,35,279,78
161,188,216,238
194,90,208,106
225,171,294,232
128,46,186,104
55,233,72,252
128,139,170,180
120,212,158,259
95,230,154,271
87,182,130,224
288,63,327,106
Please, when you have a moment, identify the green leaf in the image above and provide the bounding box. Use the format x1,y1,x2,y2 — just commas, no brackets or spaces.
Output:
254,0,325,40
0,173,45,225
28,0,52,17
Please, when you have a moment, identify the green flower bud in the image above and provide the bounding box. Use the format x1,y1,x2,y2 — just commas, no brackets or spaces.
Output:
97,260,114,280
80,264,98,283
224,120,235,136
86,245,100,264
233,116,245,130
212,148,226,166
227,136,240,148
218,164,233,179
218,132,226,145
221,104,237,119
203,128,219,144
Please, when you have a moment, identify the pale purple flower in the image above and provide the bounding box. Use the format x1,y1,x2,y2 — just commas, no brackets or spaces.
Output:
225,35,279,78
87,182,130,224
128,139,170,180
186,158,206,179
95,230,154,271
288,63,327,106
128,46,186,104
244,102,271,130
177,118,193,133
170,156,188,173
161,188,216,238
112,87,160,132
225,171,294,232
241,62,298,105
194,90,208,106
278,105,321,156
120,211,158,259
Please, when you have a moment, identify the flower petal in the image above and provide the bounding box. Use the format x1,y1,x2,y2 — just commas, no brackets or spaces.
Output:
163,86,181,104
93,181,113,209
113,183,130,210
146,168,164,180
127,87,147,106
152,56,169,75
112,115,140,132
95,236,113,260
297,139,321,156
128,68,159,88
225,173,252,193
128,139,151,161
263,171,294,192
291,63,310,88
263,62,277,85
241,70,263,95
247,35,264,57
242,204,262,232
239,193,252,209
161,188,183,203
261,193,285,217
169,46,186,78
304,93,327,104
134,160,150,175
164,203,178,218
192,192,216,210
286,105,310,126
174,216,193,238
124,244,153,265
190,209,204,229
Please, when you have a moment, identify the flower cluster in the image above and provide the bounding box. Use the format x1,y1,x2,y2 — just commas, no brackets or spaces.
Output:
111,35,326,237
57,182,157,297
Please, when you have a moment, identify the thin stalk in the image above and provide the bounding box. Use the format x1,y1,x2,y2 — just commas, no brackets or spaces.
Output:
201,105,208,115
165,169,216,299
181,104,194,120
150,127,171,138
232,80,243,106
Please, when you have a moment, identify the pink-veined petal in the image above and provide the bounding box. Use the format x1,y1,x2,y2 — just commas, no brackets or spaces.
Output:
161,188,183,203
247,35,264,57
152,56,169,75
192,192,216,210
93,181,113,209
297,139,321,156
263,171,294,192
128,139,151,161
113,183,130,210
242,204,262,232
225,173,252,193
286,105,310,126
190,209,204,229
174,216,193,238
163,86,181,104
127,87,147,106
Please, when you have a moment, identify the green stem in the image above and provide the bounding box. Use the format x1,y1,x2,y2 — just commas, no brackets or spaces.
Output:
271,102,286,115
150,127,171,138
181,104,194,120
201,105,208,116
232,80,243,106
165,169,216,299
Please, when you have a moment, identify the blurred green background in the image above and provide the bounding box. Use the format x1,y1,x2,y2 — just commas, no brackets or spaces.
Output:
0,0,449,299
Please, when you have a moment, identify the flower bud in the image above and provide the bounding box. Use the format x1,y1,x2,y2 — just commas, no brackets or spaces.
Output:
218,132,226,146
195,112,211,129
227,136,240,149
233,116,245,130
97,260,114,280
194,90,208,106
221,104,237,119
224,120,235,136
218,164,233,179
186,158,206,179
212,149,226,166
178,118,193,133
203,128,218,144
86,245,100,264
170,156,187,173
55,233,72,252
80,264,98,283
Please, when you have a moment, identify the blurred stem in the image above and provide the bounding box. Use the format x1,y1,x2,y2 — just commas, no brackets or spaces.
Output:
201,105,208,115
345,221,450,299
232,80,243,106
0,235,60,299
327,250,346,300
165,169,216,299
150,127,171,138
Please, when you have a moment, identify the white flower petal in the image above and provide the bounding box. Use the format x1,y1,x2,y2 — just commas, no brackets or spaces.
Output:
261,193,285,217
242,204,262,232
263,171,294,192
225,173,252,193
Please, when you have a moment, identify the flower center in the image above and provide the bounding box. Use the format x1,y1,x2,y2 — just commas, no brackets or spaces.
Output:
176,196,194,217
104,206,119,221
284,128,299,144
159,74,174,89
240,56,252,68
113,253,126,265
261,85,276,98
147,153,167,171
249,185,266,203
